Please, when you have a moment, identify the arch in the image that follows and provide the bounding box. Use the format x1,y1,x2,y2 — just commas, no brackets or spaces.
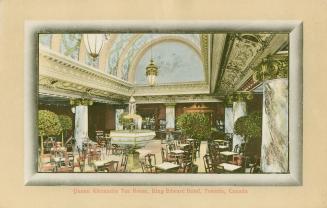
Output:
116,34,201,81
132,40,204,84
100,34,118,72
116,34,142,78
106,34,139,76
128,37,202,83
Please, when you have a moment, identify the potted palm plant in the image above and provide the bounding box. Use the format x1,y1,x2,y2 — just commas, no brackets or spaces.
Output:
234,112,262,158
38,110,62,154
176,112,211,141
58,115,73,144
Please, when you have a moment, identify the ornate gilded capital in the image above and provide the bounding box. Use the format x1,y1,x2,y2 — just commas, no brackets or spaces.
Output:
253,54,288,81
70,98,93,106
225,91,253,106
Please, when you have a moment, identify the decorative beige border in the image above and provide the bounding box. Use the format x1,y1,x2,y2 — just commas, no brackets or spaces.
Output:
25,21,302,186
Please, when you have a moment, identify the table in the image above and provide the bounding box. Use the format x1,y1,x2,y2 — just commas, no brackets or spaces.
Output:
220,151,238,156
170,150,184,154
93,159,114,171
220,151,238,162
218,163,242,172
217,145,228,150
178,144,190,149
155,162,179,172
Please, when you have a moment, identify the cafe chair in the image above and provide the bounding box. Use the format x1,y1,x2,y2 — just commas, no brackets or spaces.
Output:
143,154,156,173
118,153,129,172
213,164,225,174
203,154,214,173
161,148,178,163
103,161,119,173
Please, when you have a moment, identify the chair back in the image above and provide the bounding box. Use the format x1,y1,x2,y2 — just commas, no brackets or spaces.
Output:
104,161,119,172
143,154,156,173
120,153,128,172
161,148,166,162
214,164,225,173
203,154,214,173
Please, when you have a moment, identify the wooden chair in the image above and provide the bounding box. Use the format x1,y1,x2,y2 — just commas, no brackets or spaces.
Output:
177,162,194,173
213,164,225,174
118,153,128,172
166,143,176,153
203,154,214,173
161,148,178,163
141,161,155,173
56,154,74,173
143,154,156,173
103,161,119,172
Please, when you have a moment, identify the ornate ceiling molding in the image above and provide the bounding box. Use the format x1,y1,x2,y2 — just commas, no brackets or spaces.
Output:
39,46,213,102
134,82,210,96
217,33,275,95
210,34,227,93
39,46,134,98
200,34,209,83
235,34,289,90
134,94,222,104
39,76,127,104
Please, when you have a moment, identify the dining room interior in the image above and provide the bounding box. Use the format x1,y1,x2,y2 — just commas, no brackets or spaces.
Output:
37,32,289,174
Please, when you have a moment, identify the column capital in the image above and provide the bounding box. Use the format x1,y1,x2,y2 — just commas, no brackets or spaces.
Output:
253,54,288,81
224,91,253,106
70,98,93,106
165,103,176,107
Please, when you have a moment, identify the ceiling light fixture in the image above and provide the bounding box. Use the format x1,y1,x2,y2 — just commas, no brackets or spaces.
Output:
83,34,106,60
145,36,158,86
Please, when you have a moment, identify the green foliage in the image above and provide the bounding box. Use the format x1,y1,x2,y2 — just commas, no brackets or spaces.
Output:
119,112,133,129
38,110,62,137
234,112,262,140
211,128,225,140
58,115,72,131
176,112,211,141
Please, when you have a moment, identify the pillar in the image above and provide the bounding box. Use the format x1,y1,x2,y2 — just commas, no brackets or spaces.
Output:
260,78,288,173
74,105,88,149
71,98,93,150
115,109,124,130
224,107,233,134
232,101,247,149
165,103,176,130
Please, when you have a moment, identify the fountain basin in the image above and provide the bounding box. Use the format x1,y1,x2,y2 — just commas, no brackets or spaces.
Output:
110,130,156,148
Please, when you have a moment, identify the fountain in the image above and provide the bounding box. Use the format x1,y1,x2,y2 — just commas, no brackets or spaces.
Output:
110,96,156,148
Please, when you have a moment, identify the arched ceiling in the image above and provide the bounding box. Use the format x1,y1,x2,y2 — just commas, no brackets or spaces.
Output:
40,33,205,84
106,34,201,81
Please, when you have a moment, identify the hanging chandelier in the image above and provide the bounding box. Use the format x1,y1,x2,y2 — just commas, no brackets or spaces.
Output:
146,58,158,86
83,34,106,59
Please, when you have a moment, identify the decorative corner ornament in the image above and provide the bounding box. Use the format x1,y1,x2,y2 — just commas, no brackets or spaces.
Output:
70,98,93,106
253,54,288,82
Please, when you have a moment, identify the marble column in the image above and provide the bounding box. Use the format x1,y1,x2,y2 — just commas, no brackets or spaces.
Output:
74,105,88,149
165,104,176,130
232,101,247,149
224,107,233,134
115,109,124,130
261,78,288,173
